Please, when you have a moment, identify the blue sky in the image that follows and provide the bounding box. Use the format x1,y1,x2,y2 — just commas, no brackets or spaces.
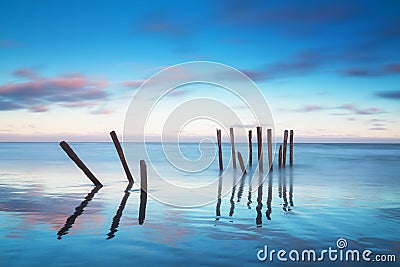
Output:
0,0,399,142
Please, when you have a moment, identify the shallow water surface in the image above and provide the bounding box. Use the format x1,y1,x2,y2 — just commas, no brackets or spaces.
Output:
0,143,399,266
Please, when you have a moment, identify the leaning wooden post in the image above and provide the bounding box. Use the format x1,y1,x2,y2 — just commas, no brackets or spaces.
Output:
283,130,288,167
59,141,102,186
110,131,133,183
257,127,263,172
237,151,246,174
230,128,237,169
139,160,148,225
217,129,223,170
267,128,273,171
278,144,282,167
248,130,252,166
290,130,294,166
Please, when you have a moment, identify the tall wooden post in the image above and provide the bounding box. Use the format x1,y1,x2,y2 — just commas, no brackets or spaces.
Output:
257,127,263,172
140,160,147,192
59,141,102,186
248,130,252,166
278,144,282,167
110,131,133,182
267,128,273,171
237,151,246,174
139,160,147,225
290,130,294,166
217,129,223,170
230,128,237,169
283,130,288,167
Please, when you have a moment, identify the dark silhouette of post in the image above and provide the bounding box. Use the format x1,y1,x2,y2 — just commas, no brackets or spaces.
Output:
256,175,263,227
237,151,246,175
283,130,288,167
289,168,294,207
57,186,102,239
267,128,273,171
290,130,294,166
230,128,236,169
247,176,252,209
217,129,223,170
278,144,282,167
139,160,148,225
257,127,263,172
266,173,273,220
110,131,133,182
59,141,102,186
216,173,223,221
248,130,252,166
107,182,133,239
229,173,237,218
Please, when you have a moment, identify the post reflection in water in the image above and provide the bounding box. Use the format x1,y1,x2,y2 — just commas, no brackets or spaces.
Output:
265,173,272,220
278,170,282,199
212,166,295,226
215,171,223,221
289,167,294,207
237,172,246,203
229,171,237,219
57,185,102,240
255,172,263,227
107,182,133,239
138,183,147,225
281,168,292,212
247,174,252,209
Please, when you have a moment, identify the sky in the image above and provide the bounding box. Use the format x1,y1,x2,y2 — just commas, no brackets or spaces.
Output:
0,0,399,142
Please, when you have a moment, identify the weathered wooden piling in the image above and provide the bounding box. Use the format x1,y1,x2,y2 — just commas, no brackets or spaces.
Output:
140,160,147,192
290,130,294,166
283,130,288,167
237,151,246,174
139,160,148,225
110,131,133,182
248,130,252,166
257,127,263,172
267,128,273,171
278,144,282,167
230,128,237,169
59,141,102,186
216,129,223,170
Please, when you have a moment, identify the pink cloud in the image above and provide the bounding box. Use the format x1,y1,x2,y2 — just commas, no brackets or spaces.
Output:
0,70,109,113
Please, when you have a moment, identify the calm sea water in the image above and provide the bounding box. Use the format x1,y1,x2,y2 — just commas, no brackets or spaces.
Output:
0,142,399,266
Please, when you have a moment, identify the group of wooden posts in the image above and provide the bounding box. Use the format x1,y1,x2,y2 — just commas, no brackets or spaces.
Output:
216,127,294,173
59,131,147,188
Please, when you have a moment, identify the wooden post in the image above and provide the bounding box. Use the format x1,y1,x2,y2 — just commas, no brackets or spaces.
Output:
140,160,147,192
110,131,133,182
283,130,288,167
278,144,282,167
257,127,263,172
237,151,246,174
217,129,223,170
59,141,102,186
290,130,294,166
267,128,273,171
248,130,252,166
230,128,237,169
139,160,148,225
